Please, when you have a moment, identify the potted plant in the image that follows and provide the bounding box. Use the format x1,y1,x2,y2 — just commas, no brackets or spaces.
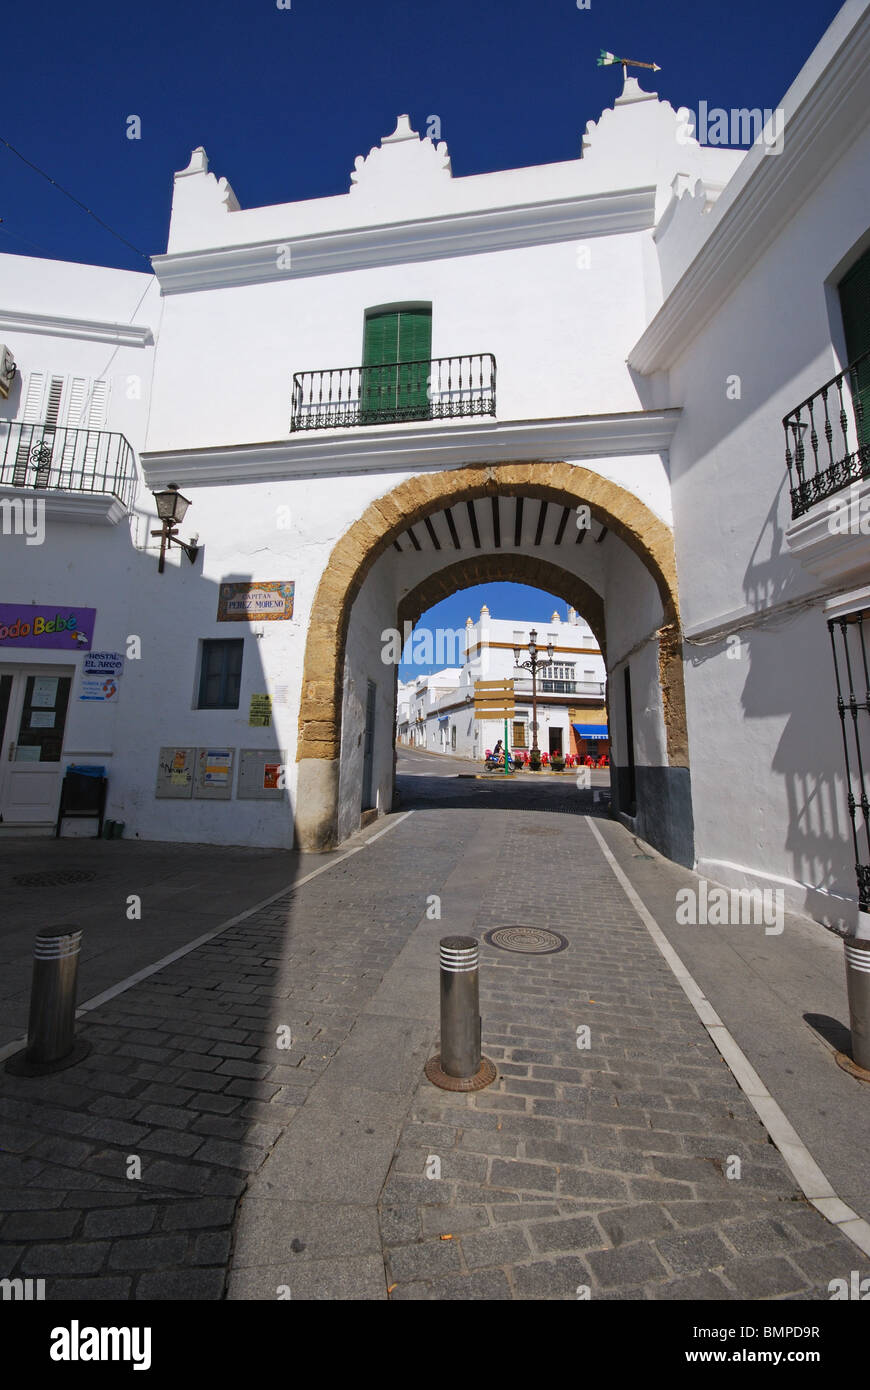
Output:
528,750,542,771
550,753,565,772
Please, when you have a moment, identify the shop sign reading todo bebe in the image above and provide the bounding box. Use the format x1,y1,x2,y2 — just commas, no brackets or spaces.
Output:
217,582,294,622
0,604,96,650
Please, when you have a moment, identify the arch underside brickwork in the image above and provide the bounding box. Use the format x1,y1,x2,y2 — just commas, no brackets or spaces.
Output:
295,461,691,858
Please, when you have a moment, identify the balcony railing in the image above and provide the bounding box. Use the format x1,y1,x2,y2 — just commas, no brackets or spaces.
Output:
514,679,605,697
784,348,870,519
291,353,496,432
0,421,138,511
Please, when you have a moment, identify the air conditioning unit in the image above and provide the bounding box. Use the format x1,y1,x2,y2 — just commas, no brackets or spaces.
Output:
0,344,17,399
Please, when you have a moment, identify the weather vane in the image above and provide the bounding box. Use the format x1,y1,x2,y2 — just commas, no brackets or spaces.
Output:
597,50,661,82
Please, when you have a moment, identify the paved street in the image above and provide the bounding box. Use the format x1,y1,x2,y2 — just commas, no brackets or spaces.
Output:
0,753,867,1300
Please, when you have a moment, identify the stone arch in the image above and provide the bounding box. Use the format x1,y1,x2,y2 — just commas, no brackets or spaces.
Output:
296,461,687,848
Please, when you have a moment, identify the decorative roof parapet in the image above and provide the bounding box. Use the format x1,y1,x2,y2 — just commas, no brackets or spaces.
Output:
349,114,452,197
169,146,240,240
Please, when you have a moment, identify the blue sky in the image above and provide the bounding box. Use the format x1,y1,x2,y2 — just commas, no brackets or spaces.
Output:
2,0,845,673
1,0,841,270
398,583,577,680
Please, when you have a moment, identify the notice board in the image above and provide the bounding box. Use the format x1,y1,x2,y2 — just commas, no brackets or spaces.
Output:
155,747,196,799
194,747,236,800
237,748,287,800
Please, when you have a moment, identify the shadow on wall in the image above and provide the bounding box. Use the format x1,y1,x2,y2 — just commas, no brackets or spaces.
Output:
742,474,859,925
689,617,856,928
742,471,807,614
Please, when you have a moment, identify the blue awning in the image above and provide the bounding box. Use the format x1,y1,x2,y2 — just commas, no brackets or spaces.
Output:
572,724,609,740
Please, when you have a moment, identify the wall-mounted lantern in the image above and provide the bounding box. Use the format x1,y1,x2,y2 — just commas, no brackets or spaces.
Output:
0,344,18,399
151,483,200,574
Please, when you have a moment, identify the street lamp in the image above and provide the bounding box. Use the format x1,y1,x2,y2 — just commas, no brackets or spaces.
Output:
151,484,200,574
513,628,555,758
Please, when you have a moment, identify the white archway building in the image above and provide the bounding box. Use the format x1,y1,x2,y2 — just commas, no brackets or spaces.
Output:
1,1,869,930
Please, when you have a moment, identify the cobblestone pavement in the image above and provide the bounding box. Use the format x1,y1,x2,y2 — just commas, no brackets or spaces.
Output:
0,838,327,1048
0,815,457,1299
0,777,862,1300
380,811,857,1300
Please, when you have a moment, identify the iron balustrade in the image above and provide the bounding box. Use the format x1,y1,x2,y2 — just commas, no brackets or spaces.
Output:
514,678,605,697
784,347,870,518
0,421,138,511
291,353,496,431
829,612,870,914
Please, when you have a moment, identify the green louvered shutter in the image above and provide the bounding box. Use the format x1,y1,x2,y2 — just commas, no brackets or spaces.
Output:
361,310,398,421
839,247,870,449
361,307,431,422
396,308,432,417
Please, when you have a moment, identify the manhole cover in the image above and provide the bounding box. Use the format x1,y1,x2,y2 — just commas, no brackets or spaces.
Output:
483,926,568,955
12,870,97,888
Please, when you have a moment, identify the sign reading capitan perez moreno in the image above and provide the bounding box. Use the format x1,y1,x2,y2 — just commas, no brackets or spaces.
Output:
0,603,96,650
217,581,294,622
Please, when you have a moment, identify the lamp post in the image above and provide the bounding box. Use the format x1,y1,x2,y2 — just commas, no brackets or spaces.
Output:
513,628,555,758
151,484,200,574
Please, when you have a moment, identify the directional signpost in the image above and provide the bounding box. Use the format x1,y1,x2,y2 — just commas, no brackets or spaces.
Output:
474,679,515,776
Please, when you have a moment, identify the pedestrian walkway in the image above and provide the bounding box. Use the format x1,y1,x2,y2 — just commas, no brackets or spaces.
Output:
0,788,866,1300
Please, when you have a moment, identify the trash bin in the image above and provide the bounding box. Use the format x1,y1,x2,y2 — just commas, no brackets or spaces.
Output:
56,764,108,839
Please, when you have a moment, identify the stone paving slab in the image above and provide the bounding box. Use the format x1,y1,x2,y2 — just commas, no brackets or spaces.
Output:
0,775,864,1300
0,814,462,1298
374,809,862,1301
0,837,330,1047
589,816,870,1220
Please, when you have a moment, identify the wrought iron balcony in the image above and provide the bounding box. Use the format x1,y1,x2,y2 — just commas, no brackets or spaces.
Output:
291,353,496,432
784,348,870,518
0,420,138,510
514,678,605,697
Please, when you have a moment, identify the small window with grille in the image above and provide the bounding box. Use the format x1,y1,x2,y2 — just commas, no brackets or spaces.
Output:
198,639,243,710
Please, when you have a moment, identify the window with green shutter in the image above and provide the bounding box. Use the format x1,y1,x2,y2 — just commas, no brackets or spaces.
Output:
361,306,432,423
838,245,870,448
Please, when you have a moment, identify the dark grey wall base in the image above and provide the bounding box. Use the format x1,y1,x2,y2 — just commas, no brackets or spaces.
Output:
610,762,695,868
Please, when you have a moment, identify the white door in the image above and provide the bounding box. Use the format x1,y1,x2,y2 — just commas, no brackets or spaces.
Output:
0,666,73,823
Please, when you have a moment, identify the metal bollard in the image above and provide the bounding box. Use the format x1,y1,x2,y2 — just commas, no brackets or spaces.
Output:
424,936,496,1091
5,928,91,1076
843,935,870,1074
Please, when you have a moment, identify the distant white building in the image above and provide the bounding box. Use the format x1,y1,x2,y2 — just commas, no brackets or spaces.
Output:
397,668,463,750
396,604,607,759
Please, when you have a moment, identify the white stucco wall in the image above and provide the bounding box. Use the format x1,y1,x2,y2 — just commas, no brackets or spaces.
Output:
662,83,870,919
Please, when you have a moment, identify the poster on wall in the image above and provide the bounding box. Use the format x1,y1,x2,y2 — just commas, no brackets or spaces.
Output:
155,746,195,798
194,747,235,800
79,652,124,702
31,677,59,707
249,694,272,727
0,604,96,651
217,582,294,622
237,749,287,801
79,676,120,702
